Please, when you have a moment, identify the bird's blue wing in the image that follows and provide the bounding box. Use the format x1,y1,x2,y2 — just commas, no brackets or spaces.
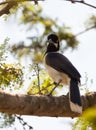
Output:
45,52,81,81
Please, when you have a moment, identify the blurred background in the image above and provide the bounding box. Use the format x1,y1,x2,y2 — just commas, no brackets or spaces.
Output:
0,0,96,130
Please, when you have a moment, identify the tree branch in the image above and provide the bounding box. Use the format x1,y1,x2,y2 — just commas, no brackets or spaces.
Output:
0,0,44,5
0,0,96,16
0,0,44,16
75,25,96,37
65,0,96,9
0,91,96,117
0,2,18,16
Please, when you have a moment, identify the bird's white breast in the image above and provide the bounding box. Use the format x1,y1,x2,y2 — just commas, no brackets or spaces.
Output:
44,63,70,86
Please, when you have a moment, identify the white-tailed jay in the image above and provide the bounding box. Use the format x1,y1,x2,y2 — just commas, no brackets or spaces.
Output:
44,33,82,113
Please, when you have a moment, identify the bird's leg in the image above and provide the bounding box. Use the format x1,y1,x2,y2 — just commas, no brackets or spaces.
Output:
47,79,62,96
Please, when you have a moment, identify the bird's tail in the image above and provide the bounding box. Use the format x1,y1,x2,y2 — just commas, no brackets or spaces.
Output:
69,78,82,113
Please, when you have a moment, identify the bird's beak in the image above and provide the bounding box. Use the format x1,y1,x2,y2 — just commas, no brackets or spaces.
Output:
47,39,54,46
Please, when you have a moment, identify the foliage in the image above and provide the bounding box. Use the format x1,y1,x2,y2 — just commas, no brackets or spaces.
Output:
27,69,55,95
0,113,15,128
85,15,96,29
0,63,23,89
7,3,79,63
0,38,9,61
0,39,23,90
73,107,96,130
0,113,33,129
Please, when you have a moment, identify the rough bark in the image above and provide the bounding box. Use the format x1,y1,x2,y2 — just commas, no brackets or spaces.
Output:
0,91,96,117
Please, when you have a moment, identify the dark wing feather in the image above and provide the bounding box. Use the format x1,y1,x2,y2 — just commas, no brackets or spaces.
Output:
45,52,81,81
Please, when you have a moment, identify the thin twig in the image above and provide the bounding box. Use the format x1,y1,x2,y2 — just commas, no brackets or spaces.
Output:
0,0,96,9
36,64,41,94
75,25,96,37
47,79,62,96
33,63,41,94
34,0,38,4
0,0,44,5
65,0,96,9
0,0,96,16
15,115,33,129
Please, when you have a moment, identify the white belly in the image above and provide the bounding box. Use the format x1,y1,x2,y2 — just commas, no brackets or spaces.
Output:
45,64,70,86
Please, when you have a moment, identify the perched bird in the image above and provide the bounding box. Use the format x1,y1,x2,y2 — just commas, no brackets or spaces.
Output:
44,33,82,113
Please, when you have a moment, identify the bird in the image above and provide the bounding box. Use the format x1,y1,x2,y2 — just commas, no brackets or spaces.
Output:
44,33,82,113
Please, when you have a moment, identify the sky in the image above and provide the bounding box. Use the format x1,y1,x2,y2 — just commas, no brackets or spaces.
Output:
0,0,96,130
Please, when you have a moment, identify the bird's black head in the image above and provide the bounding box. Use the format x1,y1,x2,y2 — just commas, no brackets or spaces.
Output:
46,34,59,53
